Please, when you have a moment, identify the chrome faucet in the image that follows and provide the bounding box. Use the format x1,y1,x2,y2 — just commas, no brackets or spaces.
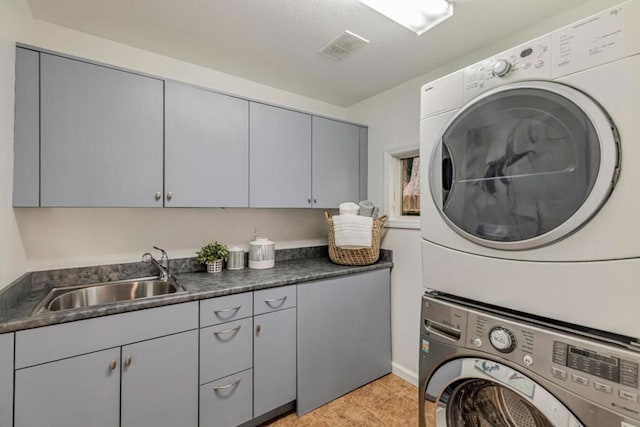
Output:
142,246,170,281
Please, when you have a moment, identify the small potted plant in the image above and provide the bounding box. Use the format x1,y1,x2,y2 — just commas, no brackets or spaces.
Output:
197,242,229,273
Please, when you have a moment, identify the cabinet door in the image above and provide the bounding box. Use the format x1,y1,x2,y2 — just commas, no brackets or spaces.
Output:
14,48,40,207
359,127,368,201
312,117,361,208
14,347,120,427
165,82,249,207
121,330,198,427
0,333,13,427
249,102,311,208
40,53,163,207
297,269,391,415
254,307,297,417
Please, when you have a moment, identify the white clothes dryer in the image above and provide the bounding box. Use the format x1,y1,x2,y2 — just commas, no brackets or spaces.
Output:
420,1,640,339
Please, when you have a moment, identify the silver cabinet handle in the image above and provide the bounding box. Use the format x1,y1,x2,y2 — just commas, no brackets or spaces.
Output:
155,192,162,201
213,378,241,391
166,192,173,201
214,306,241,314
264,296,287,307
256,324,261,334
109,360,117,370
307,197,311,204
125,355,132,367
213,325,241,335
313,198,317,204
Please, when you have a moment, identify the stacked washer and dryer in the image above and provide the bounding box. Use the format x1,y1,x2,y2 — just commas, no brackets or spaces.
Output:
418,1,640,426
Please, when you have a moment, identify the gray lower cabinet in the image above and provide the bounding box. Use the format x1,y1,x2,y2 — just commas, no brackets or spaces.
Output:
312,117,362,209
14,347,121,427
200,369,253,427
296,269,391,415
254,307,297,417
249,102,312,208
13,302,198,427
165,82,249,207
0,333,14,427
40,53,163,207
121,330,198,427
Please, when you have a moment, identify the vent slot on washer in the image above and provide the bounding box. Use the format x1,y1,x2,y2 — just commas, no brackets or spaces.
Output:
319,30,369,61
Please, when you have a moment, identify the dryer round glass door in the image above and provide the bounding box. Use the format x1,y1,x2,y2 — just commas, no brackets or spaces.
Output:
423,358,584,427
429,81,619,250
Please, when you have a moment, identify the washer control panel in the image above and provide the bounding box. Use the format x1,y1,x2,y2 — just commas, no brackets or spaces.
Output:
462,34,552,103
461,304,640,422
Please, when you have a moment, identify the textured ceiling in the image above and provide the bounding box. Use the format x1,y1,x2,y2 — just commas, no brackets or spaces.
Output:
26,0,591,106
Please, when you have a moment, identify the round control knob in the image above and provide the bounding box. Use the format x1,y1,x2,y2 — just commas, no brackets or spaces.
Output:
489,327,516,353
492,59,512,77
472,338,483,348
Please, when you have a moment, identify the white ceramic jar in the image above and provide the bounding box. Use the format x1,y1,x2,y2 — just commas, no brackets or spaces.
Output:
248,238,275,269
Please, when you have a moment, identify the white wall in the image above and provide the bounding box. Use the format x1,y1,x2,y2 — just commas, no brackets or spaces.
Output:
346,0,623,384
0,1,31,287
2,7,350,276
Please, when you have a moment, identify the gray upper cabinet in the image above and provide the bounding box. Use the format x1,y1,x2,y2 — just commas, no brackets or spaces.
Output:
14,347,121,427
14,48,367,208
312,117,361,209
40,53,163,207
249,102,312,208
165,82,249,207
13,48,40,207
359,127,368,201
121,330,198,427
0,333,13,427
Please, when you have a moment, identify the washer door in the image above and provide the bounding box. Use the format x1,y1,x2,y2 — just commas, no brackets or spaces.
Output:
429,81,619,250
424,358,583,427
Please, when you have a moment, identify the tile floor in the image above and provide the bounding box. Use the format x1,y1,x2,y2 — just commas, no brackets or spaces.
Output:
263,374,419,426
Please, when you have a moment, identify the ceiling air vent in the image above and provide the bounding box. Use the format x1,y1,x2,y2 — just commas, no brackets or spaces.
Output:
319,30,369,61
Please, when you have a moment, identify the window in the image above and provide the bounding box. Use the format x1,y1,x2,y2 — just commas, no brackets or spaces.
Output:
401,156,420,216
384,145,420,229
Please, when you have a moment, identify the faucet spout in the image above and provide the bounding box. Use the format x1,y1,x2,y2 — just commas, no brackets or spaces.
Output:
142,247,170,281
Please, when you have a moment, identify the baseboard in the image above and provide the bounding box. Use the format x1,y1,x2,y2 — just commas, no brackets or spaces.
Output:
392,362,418,386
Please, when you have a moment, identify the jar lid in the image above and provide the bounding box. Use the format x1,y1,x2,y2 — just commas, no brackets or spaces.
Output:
250,237,273,245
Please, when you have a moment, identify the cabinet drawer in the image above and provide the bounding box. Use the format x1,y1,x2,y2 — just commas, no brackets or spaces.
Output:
15,302,198,369
200,369,253,427
200,318,252,384
200,293,252,327
254,285,296,315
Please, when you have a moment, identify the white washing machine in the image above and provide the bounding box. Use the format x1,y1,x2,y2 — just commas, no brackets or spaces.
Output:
420,1,640,339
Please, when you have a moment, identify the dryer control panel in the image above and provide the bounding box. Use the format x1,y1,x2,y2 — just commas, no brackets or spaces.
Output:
463,35,552,103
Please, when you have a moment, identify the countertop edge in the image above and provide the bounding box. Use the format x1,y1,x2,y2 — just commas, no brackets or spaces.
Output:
0,259,393,334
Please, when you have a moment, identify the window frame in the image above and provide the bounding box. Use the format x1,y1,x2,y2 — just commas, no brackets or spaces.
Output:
383,144,420,229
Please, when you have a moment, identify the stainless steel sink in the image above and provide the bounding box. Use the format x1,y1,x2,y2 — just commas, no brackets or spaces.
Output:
31,277,187,315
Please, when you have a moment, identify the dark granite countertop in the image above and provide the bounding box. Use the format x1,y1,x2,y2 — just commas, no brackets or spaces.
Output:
0,250,392,334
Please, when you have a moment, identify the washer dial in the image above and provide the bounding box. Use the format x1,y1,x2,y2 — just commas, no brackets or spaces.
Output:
492,59,512,77
489,327,516,353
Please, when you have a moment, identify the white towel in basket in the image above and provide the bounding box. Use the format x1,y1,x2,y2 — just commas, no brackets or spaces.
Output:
332,214,373,249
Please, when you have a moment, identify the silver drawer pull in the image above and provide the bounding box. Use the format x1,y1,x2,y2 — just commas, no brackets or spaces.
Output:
214,305,241,314
213,325,241,335
213,378,241,391
264,296,287,306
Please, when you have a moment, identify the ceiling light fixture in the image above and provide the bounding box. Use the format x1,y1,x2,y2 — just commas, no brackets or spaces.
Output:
358,0,453,35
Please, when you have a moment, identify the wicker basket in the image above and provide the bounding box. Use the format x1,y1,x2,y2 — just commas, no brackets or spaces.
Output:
325,211,388,266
